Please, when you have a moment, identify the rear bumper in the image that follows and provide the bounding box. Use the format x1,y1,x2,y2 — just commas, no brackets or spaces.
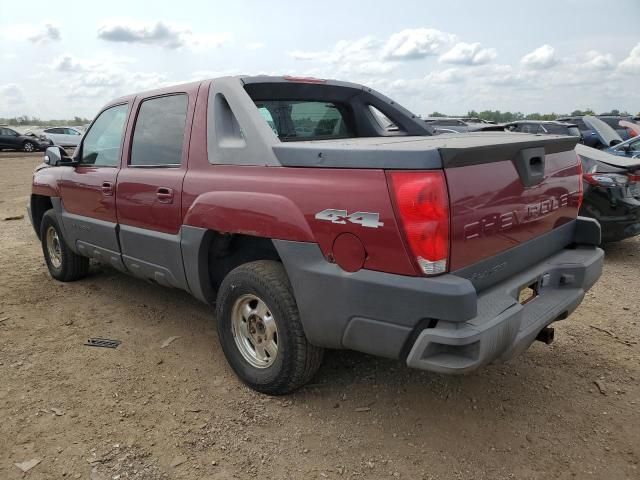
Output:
274,217,603,374
582,191,640,242
405,245,602,373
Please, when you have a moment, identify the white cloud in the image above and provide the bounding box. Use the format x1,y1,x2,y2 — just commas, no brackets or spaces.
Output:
521,44,558,69
97,19,230,49
2,21,61,44
291,37,378,63
439,42,496,66
246,42,265,50
0,84,27,105
382,28,456,60
618,43,640,74
583,50,615,70
425,68,465,84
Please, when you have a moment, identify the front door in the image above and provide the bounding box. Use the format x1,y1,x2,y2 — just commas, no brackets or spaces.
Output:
0,127,21,149
59,103,129,269
116,93,192,289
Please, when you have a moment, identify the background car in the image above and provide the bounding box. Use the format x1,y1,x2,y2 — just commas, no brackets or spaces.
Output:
504,120,581,137
41,126,84,147
557,115,640,147
0,126,52,152
607,134,640,158
576,143,640,242
422,117,489,132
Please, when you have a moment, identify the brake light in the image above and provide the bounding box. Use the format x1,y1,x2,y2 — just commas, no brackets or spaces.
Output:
388,171,450,276
577,158,584,209
283,75,326,84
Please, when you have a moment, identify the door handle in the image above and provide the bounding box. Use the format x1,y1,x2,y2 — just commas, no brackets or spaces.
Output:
101,181,114,196
156,187,174,203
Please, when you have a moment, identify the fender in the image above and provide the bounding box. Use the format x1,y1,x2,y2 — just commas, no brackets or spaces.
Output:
32,165,63,197
182,191,315,242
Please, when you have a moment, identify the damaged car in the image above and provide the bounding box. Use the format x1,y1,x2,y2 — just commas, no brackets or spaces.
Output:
576,142,640,242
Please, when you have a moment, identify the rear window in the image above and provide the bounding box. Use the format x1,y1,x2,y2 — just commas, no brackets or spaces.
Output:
254,100,354,141
599,118,622,129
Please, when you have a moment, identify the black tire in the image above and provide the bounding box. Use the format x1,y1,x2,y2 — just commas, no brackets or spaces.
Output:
215,260,323,395
40,210,89,282
22,140,36,153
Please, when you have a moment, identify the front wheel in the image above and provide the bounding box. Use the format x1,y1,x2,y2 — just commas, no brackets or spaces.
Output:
40,210,89,281
215,260,323,395
23,140,36,152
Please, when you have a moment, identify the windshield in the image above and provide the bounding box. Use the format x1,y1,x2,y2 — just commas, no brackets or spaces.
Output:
254,100,354,141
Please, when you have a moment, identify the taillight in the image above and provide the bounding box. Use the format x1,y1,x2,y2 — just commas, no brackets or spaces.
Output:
388,171,450,276
577,158,584,209
583,173,629,187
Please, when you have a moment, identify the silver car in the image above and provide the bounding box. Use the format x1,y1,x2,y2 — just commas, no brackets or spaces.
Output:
42,127,83,147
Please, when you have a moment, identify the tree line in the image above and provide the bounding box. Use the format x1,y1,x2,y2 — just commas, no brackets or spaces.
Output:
428,109,638,123
0,116,91,127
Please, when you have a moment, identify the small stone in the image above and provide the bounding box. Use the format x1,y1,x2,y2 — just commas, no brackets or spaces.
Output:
14,458,42,473
170,455,187,468
211,460,217,466
594,380,607,395
355,407,371,412
160,336,181,348
51,407,64,416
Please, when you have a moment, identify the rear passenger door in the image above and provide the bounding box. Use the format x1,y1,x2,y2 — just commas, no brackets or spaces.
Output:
116,93,193,289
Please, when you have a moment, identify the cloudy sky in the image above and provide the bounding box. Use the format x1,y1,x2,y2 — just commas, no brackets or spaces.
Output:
1,0,639,119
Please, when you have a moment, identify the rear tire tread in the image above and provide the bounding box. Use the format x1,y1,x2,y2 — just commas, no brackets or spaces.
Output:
216,260,323,395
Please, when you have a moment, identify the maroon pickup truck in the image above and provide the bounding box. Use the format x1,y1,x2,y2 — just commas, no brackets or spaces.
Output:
29,76,603,394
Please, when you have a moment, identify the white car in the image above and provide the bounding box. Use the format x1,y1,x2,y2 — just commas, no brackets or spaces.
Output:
42,127,83,147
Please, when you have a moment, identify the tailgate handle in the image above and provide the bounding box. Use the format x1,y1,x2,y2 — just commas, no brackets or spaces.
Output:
514,147,545,187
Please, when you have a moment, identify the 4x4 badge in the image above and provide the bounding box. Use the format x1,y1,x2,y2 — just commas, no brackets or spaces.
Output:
315,209,384,228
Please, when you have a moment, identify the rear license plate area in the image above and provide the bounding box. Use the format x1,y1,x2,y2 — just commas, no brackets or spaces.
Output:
518,280,539,305
629,183,639,197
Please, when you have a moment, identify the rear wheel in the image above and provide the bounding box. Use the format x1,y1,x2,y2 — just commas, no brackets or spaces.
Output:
23,140,36,152
40,210,89,281
215,260,323,395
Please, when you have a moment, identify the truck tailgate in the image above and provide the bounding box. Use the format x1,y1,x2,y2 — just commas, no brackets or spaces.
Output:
443,135,581,273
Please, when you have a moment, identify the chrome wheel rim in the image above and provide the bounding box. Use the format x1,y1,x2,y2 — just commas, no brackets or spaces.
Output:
24,142,34,152
231,294,278,369
46,226,62,269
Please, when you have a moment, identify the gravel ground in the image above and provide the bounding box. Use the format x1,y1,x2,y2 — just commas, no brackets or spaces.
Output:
1,153,638,479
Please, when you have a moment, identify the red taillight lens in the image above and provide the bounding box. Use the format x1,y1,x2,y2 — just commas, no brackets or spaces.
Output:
577,157,584,209
388,171,450,276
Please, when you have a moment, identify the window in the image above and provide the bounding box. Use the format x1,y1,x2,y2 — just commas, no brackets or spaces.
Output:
80,104,128,167
600,118,621,129
65,128,81,135
130,95,188,166
519,124,541,134
254,100,354,141
567,126,581,137
0,128,17,136
543,124,566,134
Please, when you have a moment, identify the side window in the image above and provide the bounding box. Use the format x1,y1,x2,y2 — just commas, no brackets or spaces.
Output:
258,107,278,135
521,124,541,134
80,104,128,167
130,94,188,166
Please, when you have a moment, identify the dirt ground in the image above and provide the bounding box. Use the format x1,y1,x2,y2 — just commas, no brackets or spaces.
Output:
1,153,638,480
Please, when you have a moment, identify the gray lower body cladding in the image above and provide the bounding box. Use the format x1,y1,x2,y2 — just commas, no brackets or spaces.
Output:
274,217,603,374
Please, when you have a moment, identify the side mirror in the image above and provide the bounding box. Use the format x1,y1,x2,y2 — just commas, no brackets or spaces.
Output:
44,146,76,167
